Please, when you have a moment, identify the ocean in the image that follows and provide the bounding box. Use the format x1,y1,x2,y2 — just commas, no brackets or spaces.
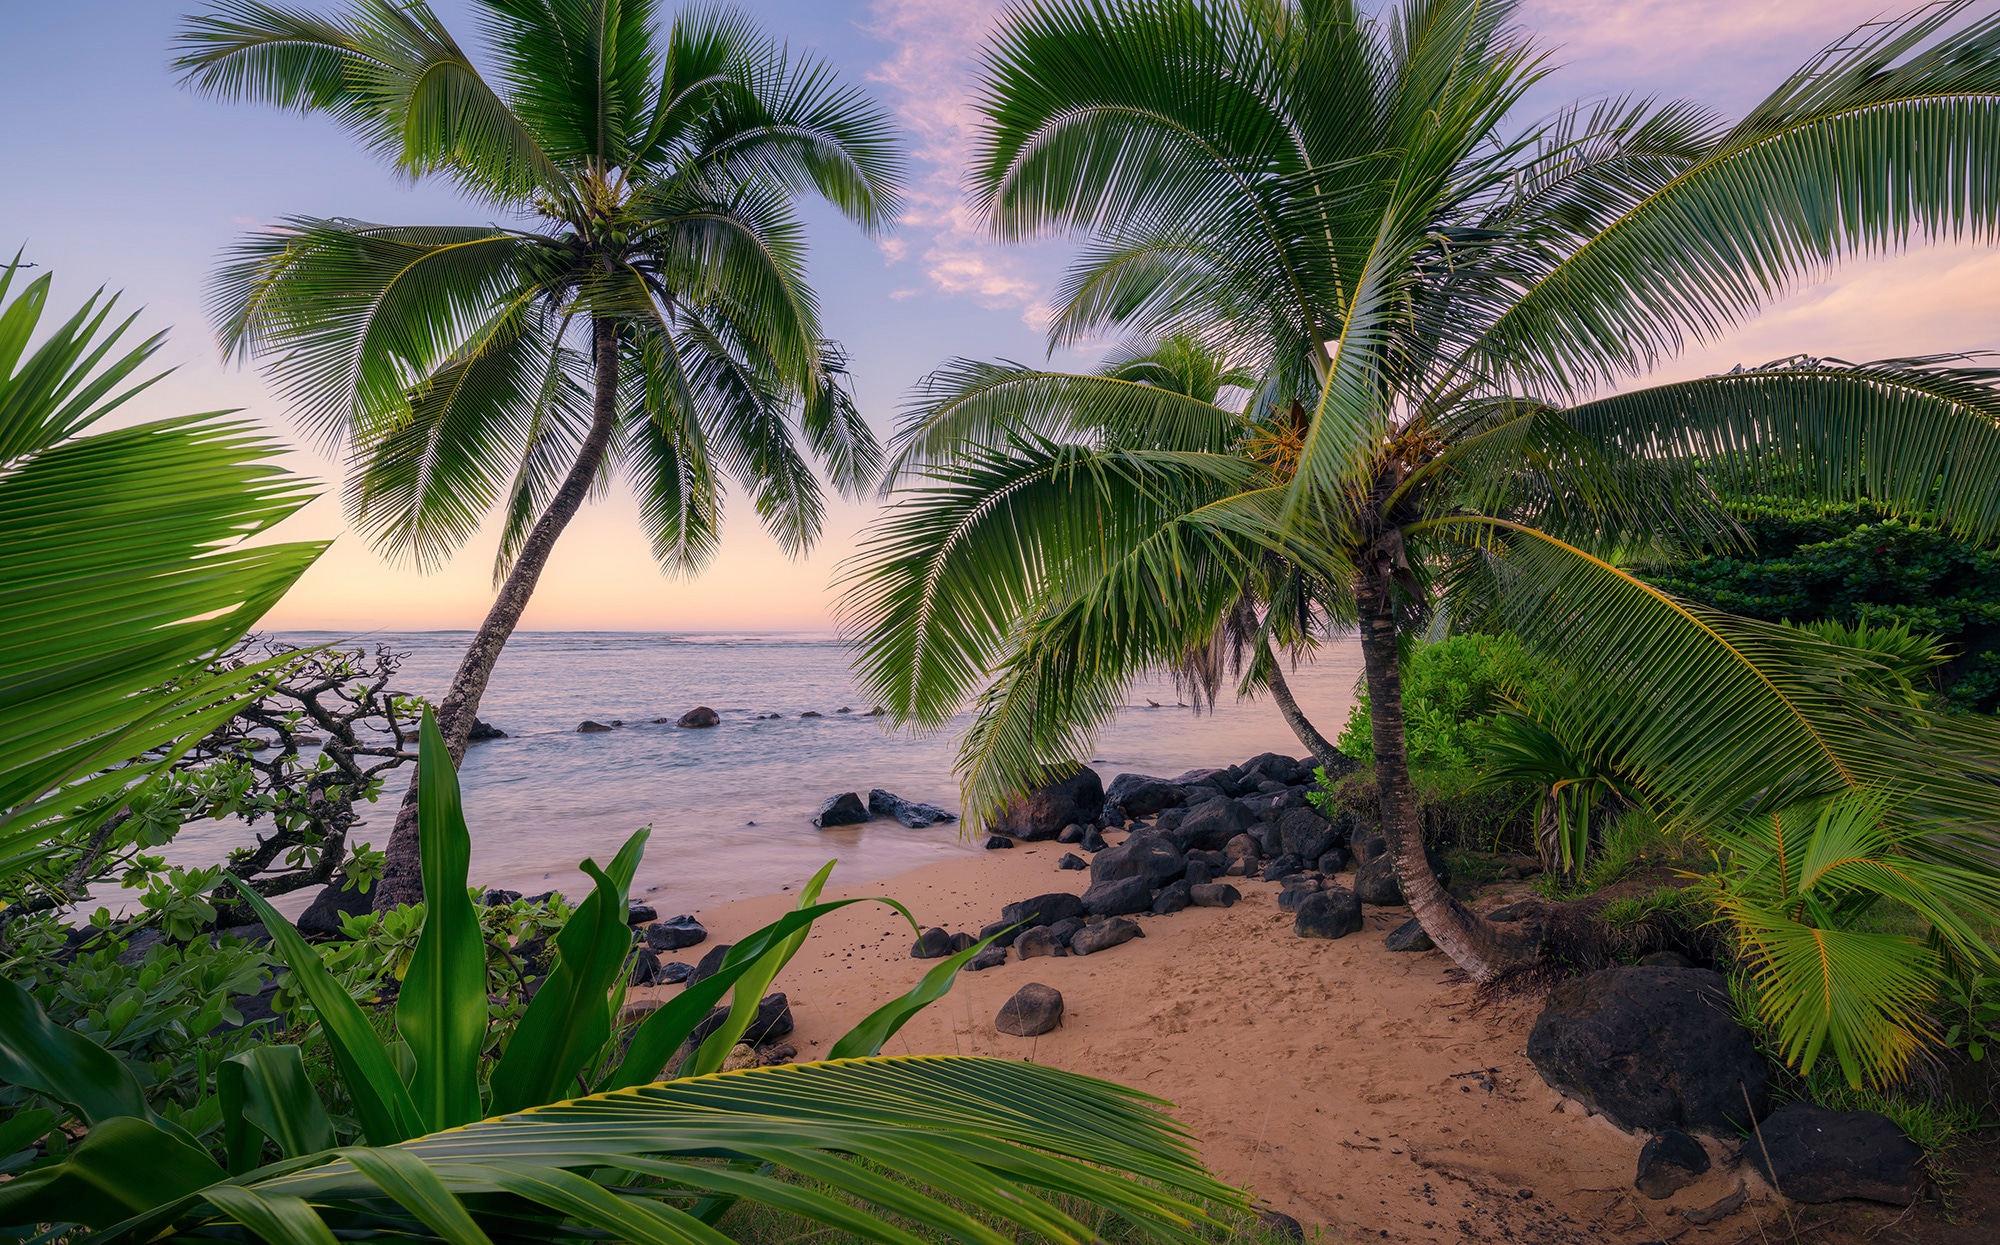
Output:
164,631,1365,917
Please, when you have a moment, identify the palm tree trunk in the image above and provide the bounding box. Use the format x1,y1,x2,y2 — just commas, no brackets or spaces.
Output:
372,316,623,910
1262,646,1346,776
1354,574,1537,981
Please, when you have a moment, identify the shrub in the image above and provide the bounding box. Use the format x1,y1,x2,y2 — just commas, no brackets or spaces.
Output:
1336,632,1542,768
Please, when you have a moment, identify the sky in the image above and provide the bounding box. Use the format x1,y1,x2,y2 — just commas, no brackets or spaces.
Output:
5,0,1999,633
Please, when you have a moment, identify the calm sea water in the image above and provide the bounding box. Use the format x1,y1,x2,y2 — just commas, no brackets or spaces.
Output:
165,632,1363,916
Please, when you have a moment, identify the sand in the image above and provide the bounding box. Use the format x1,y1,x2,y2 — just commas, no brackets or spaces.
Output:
630,836,1776,1245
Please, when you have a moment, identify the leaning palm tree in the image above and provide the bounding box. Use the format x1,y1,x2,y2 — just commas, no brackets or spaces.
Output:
843,0,2000,981
174,0,903,906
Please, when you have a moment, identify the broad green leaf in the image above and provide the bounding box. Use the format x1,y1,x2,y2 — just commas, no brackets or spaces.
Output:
0,1108,52,1159
690,861,843,1075
0,1116,225,1229
397,707,488,1130
0,975,148,1125
218,1045,336,1174
228,879,425,1143
202,1187,340,1245
829,931,1006,1059
341,1146,494,1245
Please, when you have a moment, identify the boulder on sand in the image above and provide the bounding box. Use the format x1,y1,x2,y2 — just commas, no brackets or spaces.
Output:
1294,890,1362,939
1747,1104,1925,1205
1169,798,1256,851
1189,882,1240,908
995,983,1064,1036
813,792,869,828
1058,852,1088,870
1383,917,1434,952
911,927,957,959
1015,926,1063,959
1104,773,1185,818
985,836,1014,850
1527,966,1770,1135
1089,831,1186,887
992,766,1104,841
676,706,720,728
1152,878,1193,915
1634,1129,1710,1200
1081,875,1154,917
868,789,957,828
1353,847,1450,905
1276,807,1341,862
645,915,707,952
999,891,1088,932
1070,916,1144,956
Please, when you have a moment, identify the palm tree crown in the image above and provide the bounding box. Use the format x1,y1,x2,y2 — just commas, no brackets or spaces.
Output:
843,0,2000,988
177,0,905,905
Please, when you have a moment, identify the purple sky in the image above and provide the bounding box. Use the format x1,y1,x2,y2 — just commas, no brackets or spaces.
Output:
4,0,1995,631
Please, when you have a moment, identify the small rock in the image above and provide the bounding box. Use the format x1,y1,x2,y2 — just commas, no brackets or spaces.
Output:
1057,823,1085,843
1189,882,1240,908
1636,1129,1710,1200
479,887,523,907
1047,916,1087,946
1276,807,1340,861
966,943,1009,971
626,901,658,925
660,961,693,984
1262,852,1306,881
1639,951,1695,968
645,915,707,952
1383,918,1434,952
836,706,852,714
1153,879,1193,914
801,710,823,718
985,835,1015,850
1089,831,1185,887
1183,859,1214,886
721,1043,762,1072
757,1041,798,1065
1747,1104,1925,1205
577,720,614,732
911,927,957,959
620,998,662,1026
1080,825,1107,853
1103,773,1185,818
1070,916,1143,956
999,892,1088,931
813,792,869,828
868,789,958,827
629,948,662,985
1256,1210,1305,1243
1353,847,1450,906
687,943,732,986
687,992,792,1048
1276,886,1318,912
1353,833,1390,864
868,706,886,715
1316,847,1350,874
1099,807,1126,829
1057,852,1088,871
1294,890,1362,939
1081,875,1154,917
652,717,669,724
466,719,507,741
1224,832,1260,863
676,706,720,728
995,983,1064,1036
949,932,977,953
1015,926,1063,959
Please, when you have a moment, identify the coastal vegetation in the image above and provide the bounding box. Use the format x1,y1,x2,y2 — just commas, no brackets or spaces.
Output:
174,0,906,908
844,0,2000,1087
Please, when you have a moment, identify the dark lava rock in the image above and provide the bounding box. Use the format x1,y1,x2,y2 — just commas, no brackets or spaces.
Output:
995,983,1064,1036
1256,1210,1305,1243
1153,807,1186,836
1224,832,1260,863
677,706,720,728
1353,848,1450,906
687,943,733,986
1057,852,1088,871
1046,916,1087,947
1487,900,1545,923
481,887,523,906
949,932,978,953
1169,798,1257,852
1190,882,1241,908
577,720,614,732
1000,891,1088,931
993,766,1104,841
629,948,662,986
1635,1129,1710,1200
1639,951,1695,969
1089,831,1186,887
801,710,823,718
911,927,957,959
1183,859,1214,887
1353,834,1391,865
1276,808,1340,862
297,880,372,939
1317,847,1351,874
966,943,1009,972
1058,822,1085,843
868,789,957,828
1247,819,1284,857
211,982,280,1035
1153,878,1193,915
1080,825,1107,853
813,792,869,828
1016,926,1063,959
1241,752,1310,787
660,961,693,985
1100,807,1126,829
985,835,1015,850
627,901,658,925
1105,773,1185,818
1383,918,1434,952
688,992,792,1048
1262,852,1307,882
1070,916,1144,956
1081,875,1154,917
1748,1104,1925,1205
466,718,508,741
1276,885,1319,912
1527,967,1770,1135
1295,890,1362,939
645,915,707,952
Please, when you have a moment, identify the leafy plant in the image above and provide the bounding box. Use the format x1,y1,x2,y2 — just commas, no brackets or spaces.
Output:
1475,708,1626,877
0,706,1239,1239
0,258,323,884
1939,971,2000,1063
1337,633,1541,769
1698,790,2000,1088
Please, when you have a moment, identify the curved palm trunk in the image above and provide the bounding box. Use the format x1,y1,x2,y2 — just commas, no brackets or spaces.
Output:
1354,575,1538,981
373,317,622,910
1262,647,1346,776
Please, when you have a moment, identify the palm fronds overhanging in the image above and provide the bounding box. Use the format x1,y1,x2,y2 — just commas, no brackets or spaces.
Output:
174,0,906,904
0,258,323,882
842,0,2000,984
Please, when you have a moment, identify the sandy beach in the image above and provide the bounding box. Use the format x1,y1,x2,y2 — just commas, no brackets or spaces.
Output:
630,834,1775,1245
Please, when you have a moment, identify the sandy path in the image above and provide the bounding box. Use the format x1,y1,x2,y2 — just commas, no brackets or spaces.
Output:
630,839,1768,1244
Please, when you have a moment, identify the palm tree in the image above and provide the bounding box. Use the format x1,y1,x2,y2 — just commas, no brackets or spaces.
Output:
843,0,2000,981
174,0,904,906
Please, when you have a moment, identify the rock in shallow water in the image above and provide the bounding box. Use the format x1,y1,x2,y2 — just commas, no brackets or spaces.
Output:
577,720,613,732
676,706,720,728
813,792,869,828
995,983,1064,1036
1747,1104,1925,1205
868,789,957,828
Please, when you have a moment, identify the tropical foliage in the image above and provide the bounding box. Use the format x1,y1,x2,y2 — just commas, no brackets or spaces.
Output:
1335,633,1540,770
0,258,323,891
841,0,2000,994
0,707,1239,1238
174,0,905,904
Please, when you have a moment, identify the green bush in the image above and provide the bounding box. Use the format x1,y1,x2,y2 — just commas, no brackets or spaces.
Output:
1337,632,1543,767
